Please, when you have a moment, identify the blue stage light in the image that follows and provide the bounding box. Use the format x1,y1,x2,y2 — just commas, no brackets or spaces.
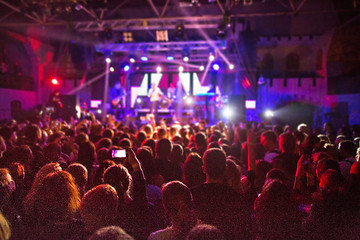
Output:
140,56,148,61
212,63,220,71
124,65,130,72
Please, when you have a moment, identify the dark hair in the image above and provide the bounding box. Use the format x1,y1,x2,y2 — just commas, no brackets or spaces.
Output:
77,141,96,173
203,148,226,179
155,138,173,157
183,153,205,188
162,181,193,214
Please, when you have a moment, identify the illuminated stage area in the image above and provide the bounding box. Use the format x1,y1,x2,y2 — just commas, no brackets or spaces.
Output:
1,1,360,240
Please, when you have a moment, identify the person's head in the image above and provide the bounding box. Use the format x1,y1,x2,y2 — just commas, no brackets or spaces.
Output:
32,171,80,224
103,164,132,201
88,226,134,240
183,152,205,188
142,138,155,156
102,128,114,140
80,184,119,233
118,138,132,149
114,82,121,90
319,169,345,194
24,124,41,144
47,132,65,145
66,163,88,197
155,138,173,158
9,145,33,168
315,159,340,180
225,159,242,193
97,147,111,164
96,138,112,151
279,133,296,153
260,130,277,152
75,133,89,146
162,181,195,225
202,148,227,181
0,168,15,203
157,128,167,139
255,180,294,220
338,140,357,160
195,132,207,149
136,131,146,147
186,224,224,240
170,143,183,163
136,147,155,182
77,141,96,171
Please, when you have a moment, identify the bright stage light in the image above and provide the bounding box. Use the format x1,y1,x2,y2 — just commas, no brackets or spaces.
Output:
124,65,130,72
130,57,135,63
109,67,114,72
229,63,234,70
167,56,174,60
105,58,111,63
264,110,274,118
136,98,142,104
183,56,189,62
51,78,59,85
209,54,215,61
223,107,233,119
212,64,220,71
178,66,184,72
199,65,204,71
156,66,162,73
185,96,193,105
140,56,148,61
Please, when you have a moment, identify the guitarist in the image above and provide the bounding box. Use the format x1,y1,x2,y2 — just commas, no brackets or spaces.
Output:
110,82,126,119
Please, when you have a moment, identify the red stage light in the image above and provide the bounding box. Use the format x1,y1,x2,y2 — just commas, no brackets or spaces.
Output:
51,78,59,85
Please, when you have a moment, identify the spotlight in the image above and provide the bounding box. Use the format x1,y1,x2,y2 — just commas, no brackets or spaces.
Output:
223,107,233,119
105,58,111,63
185,95,193,105
136,98,142,104
178,66,184,72
209,54,215,62
175,24,184,40
217,22,227,39
264,110,274,118
167,56,174,60
183,56,189,62
199,65,205,71
156,66,162,73
140,56,148,61
229,64,234,70
109,67,115,72
51,78,59,86
124,65,130,72
129,57,135,63
212,63,220,71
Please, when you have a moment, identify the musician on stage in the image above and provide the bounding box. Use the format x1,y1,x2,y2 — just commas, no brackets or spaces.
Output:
48,90,63,119
148,82,163,120
110,82,126,119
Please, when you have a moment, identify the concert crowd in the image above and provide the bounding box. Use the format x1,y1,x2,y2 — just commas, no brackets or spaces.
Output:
0,112,359,240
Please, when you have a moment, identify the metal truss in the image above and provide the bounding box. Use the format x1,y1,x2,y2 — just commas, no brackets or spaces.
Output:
96,40,226,52
75,15,224,32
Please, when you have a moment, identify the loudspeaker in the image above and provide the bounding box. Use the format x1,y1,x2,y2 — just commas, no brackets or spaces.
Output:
228,95,246,123
60,95,77,121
